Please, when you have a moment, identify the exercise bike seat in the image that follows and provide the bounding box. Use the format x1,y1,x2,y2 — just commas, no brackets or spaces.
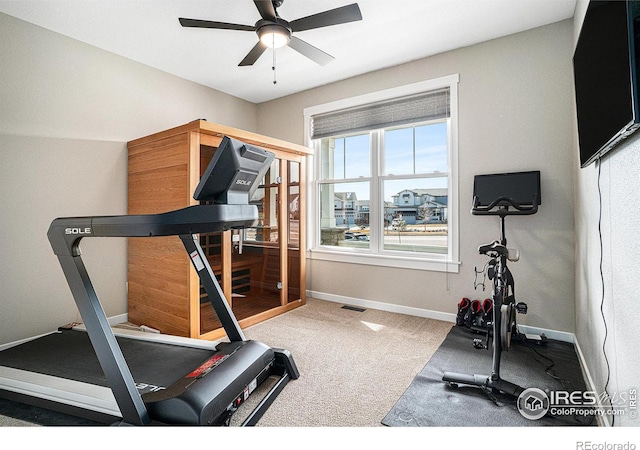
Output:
478,240,508,257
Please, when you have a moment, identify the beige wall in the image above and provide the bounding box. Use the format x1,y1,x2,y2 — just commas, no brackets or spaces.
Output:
0,136,128,340
0,14,257,141
0,13,258,344
257,20,577,333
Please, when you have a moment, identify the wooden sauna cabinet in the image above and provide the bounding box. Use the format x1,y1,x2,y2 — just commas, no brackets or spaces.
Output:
126,120,311,340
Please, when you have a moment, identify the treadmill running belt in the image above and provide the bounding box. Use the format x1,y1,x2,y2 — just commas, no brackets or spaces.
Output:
0,329,215,394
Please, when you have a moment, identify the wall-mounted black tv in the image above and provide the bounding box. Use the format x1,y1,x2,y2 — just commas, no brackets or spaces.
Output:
573,0,640,168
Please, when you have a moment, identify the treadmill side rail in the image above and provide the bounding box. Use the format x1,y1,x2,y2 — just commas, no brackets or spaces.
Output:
240,349,301,427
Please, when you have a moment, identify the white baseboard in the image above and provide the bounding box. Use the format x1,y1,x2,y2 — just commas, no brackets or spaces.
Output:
308,290,576,342
517,324,574,344
572,336,610,427
0,313,129,351
308,290,458,323
107,313,128,326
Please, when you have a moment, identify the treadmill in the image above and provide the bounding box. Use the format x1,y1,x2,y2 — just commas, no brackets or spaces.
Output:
0,136,299,426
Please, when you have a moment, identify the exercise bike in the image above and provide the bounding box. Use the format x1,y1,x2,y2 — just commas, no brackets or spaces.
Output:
443,171,541,398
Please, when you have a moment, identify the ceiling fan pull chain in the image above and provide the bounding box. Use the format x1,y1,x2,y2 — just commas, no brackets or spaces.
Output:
272,37,277,85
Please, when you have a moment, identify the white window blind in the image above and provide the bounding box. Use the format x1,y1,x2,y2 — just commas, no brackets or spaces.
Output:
310,88,450,139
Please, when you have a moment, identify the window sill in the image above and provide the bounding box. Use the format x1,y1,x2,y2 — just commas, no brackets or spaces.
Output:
307,247,460,273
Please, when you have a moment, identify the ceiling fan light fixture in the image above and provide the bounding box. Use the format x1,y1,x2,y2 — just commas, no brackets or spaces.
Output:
258,24,290,48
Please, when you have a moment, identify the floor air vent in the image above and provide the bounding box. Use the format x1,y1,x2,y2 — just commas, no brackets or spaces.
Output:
341,305,366,312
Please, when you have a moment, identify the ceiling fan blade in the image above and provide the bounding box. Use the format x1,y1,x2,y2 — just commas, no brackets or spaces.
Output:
288,36,334,66
289,3,362,32
253,0,277,22
239,41,268,66
179,18,255,31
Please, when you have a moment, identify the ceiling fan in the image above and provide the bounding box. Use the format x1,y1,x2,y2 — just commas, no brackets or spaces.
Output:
179,0,362,67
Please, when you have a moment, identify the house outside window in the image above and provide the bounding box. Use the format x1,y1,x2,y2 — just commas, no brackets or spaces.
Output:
304,75,459,272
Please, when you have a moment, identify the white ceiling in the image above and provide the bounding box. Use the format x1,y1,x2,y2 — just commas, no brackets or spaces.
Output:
0,0,577,104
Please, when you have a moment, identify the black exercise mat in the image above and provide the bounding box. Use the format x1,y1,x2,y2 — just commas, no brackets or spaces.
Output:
382,326,596,427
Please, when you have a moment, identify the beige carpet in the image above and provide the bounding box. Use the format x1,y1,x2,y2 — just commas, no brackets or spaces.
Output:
234,298,452,427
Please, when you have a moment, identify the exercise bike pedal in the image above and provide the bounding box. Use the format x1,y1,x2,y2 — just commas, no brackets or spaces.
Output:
515,302,528,314
472,338,487,350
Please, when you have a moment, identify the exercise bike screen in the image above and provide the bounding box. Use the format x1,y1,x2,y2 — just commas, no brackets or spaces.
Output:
473,171,541,207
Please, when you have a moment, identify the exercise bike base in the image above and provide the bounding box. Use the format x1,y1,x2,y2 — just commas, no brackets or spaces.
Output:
442,372,524,397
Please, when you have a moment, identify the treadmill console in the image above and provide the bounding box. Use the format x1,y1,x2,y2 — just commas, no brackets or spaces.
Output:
193,136,275,205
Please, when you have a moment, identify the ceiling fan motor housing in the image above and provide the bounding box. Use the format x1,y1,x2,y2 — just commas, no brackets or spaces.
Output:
256,18,292,46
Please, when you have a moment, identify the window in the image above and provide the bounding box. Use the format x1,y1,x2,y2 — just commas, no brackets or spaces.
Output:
304,75,459,272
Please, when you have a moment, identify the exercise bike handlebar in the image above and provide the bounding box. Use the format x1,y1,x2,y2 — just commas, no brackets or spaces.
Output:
471,194,539,216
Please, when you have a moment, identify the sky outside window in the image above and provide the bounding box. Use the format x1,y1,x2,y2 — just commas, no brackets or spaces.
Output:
384,122,447,176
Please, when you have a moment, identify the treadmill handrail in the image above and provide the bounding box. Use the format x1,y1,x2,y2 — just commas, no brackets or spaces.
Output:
48,204,258,257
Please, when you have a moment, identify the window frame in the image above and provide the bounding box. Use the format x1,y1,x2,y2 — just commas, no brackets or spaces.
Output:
303,74,460,273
